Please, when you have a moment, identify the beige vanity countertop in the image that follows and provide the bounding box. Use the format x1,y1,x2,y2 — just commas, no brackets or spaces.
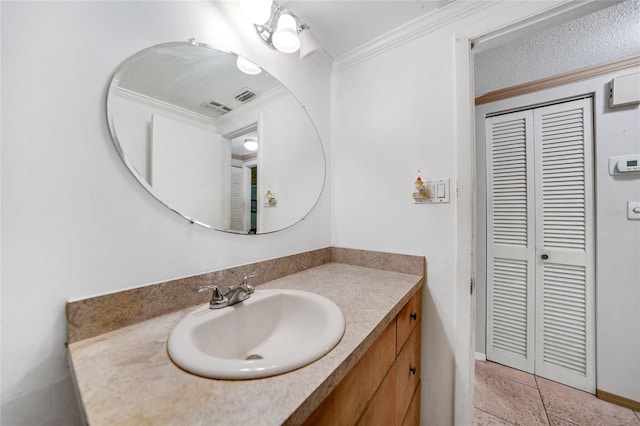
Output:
68,262,423,426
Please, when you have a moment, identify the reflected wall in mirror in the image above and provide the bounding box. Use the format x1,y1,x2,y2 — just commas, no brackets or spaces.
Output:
107,41,325,234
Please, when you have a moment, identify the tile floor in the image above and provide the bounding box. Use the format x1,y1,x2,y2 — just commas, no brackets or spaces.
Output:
474,360,640,425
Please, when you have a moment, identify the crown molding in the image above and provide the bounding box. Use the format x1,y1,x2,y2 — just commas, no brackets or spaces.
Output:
332,1,495,74
110,85,215,126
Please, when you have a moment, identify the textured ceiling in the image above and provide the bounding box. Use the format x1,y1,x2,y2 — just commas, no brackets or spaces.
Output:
474,0,640,96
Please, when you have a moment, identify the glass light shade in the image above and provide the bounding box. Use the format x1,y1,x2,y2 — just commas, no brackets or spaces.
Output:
299,27,321,59
272,14,300,53
239,0,273,25
236,56,262,75
244,139,258,151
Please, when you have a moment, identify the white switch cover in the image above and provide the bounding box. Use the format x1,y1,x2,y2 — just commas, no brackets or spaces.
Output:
628,202,640,220
422,178,450,203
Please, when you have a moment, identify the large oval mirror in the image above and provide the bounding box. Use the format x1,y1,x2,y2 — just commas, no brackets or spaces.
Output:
107,41,325,234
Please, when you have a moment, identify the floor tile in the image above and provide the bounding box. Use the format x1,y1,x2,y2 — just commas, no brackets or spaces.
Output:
476,360,538,388
473,408,515,425
536,376,640,426
475,368,549,425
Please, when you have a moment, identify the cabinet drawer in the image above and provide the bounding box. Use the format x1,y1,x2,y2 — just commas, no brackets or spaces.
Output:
396,289,422,355
395,324,421,424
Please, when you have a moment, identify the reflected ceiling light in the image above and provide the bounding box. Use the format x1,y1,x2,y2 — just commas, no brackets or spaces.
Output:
244,138,258,151
236,55,262,75
250,4,321,57
239,0,273,25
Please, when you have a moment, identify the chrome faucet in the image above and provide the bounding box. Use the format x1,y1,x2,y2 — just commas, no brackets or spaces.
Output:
198,272,257,309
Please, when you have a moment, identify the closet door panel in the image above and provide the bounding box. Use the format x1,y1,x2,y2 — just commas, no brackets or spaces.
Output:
486,111,536,373
533,98,595,393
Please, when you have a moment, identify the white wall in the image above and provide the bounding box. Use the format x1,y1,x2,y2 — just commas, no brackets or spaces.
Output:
0,2,331,424
151,115,224,226
109,89,217,183
475,67,640,402
258,94,325,233
333,32,458,423
330,2,581,424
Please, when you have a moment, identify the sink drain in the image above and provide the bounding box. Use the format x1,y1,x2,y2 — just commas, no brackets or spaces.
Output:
246,354,263,360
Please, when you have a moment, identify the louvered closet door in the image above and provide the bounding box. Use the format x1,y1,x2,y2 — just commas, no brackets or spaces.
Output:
485,111,536,373
230,166,243,231
533,98,595,393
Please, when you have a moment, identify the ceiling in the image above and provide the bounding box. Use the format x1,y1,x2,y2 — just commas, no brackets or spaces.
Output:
280,1,452,58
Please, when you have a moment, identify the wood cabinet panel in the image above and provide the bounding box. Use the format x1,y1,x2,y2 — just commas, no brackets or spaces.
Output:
395,325,421,424
304,320,396,426
401,380,421,426
396,289,422,355
356,367,397,426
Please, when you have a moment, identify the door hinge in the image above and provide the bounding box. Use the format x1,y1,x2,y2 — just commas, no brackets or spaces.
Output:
470,278,475,294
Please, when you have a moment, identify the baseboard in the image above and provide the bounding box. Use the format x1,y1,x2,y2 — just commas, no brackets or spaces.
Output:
475,352,487,361
596,389,640,411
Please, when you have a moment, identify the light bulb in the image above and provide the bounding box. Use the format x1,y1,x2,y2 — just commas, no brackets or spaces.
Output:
244,138,258,151
236,56,262,75
272,13,300,53
239,0,273,25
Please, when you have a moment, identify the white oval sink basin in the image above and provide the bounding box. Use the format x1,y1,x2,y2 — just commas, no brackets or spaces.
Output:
167,289,345,379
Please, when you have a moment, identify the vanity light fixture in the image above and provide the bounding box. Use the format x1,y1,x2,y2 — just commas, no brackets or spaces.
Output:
245,2,321,58
236,55,262,75
244,138,259,151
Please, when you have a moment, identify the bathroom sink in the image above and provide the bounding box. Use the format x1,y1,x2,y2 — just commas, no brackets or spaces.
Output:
167,289,345,379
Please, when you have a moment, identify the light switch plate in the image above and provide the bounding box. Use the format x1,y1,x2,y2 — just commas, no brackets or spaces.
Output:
421,178,450,203
628,202,640,220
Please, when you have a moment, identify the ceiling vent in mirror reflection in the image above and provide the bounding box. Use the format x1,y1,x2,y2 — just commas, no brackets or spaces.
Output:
106,41,325,234
234,88,258,103
206,99,233,115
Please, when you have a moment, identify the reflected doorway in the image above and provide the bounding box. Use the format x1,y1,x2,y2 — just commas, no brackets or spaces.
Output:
226,123,260,234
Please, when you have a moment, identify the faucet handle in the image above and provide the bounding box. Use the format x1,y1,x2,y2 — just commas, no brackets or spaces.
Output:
241,272,257,294
242,271,257,282
198,285,227,307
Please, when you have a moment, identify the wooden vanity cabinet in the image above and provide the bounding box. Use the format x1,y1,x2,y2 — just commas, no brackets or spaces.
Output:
305,288,422,426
